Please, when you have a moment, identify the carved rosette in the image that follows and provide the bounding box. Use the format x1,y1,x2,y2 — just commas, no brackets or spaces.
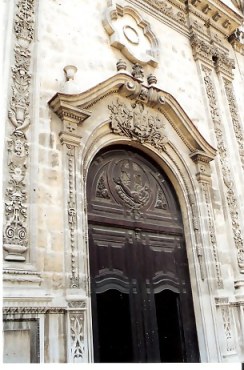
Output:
108,99,169,151
202,66,244,273
223,78,244,169
3,0,35,261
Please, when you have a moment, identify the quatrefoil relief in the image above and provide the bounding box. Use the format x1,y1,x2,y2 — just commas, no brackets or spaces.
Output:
103,1,159,67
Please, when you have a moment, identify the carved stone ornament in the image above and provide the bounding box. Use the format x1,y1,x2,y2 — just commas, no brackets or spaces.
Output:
109,99,169,151
69,313,85,362
3,0,35,262
215,298,236,354
223,78,244,169
103,1,159,66
202,66,244,273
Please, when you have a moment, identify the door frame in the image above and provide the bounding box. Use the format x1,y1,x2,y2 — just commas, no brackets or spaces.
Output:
82,132,219,363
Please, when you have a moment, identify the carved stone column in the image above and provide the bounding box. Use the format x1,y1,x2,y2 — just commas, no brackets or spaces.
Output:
3,0,36,262
49,90,91,289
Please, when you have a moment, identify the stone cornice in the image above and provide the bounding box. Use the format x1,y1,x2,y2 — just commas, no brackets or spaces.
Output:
127,0,243,39
49,71,216,160
188,0,243,36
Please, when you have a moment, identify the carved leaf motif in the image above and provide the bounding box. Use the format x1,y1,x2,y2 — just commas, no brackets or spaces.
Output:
155,188,167,210
70,314,85,360
96,175,110,199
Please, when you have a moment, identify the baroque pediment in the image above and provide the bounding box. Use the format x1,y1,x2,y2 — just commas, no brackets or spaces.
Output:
48,68,216,163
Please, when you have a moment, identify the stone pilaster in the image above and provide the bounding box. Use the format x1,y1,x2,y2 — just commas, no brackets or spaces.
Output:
190,151,224,289
3,0,36,262
49,74,91,289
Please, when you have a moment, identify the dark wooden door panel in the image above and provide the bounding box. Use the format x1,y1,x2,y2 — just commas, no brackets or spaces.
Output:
87,146,199,363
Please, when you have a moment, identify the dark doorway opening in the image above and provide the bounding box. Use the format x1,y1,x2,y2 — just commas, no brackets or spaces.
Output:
96,290,133,363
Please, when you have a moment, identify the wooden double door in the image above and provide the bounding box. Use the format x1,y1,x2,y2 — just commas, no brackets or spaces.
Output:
87,147,199,363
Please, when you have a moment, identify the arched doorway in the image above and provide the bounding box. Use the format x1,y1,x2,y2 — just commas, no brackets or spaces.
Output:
87,146,199,363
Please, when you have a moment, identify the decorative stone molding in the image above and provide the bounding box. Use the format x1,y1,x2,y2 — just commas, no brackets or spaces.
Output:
3,268,42,285
66,299,87,362
3,0,36,262
190,150,224,289
190,150,214,183
103,1,159,66
3,306,66,315
188,0,243,36
202,182,224,288
223,78,244,169
190,33,214,65
202,65,244,273
49,70,216,160
49,68,92,289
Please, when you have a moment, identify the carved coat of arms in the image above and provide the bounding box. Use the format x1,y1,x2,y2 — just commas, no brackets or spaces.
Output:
108,99,168,150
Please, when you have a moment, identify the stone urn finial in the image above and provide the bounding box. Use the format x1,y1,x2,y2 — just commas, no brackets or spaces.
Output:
63,65,77,81
61,65,80,94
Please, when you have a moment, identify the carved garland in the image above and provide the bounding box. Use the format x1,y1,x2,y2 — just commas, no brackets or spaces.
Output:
223,78,244,169
3,0,35,262
202,66,244,273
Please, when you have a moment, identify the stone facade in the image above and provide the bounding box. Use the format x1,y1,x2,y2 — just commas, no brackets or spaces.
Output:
2,0,244,363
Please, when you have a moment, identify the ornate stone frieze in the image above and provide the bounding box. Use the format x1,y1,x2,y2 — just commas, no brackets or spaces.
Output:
142,0,187,26
3,268,42,285
188,0,243,36
3,0,35,262
202,66,244,273
108,99,169,151
223,78,244,169
128,0,188,36
3,306,66,314
103,1,159,66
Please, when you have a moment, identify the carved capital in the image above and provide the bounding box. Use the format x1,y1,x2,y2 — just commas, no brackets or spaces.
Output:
190,151,213,182
190,33,213,65
50,98,91,138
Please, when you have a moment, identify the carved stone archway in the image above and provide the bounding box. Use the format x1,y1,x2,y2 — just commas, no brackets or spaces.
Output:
48,67,223,362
